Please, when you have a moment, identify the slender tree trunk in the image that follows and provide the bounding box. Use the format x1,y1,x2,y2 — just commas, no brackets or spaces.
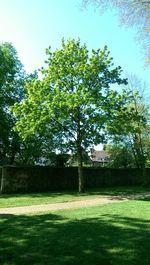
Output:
9,152,15,165
137,133,147,185
0,167,5,194
129,135,140,168
133,133,147,185
76,106,84,193
132,95,147,184
77,145,84,193
140,154,147,185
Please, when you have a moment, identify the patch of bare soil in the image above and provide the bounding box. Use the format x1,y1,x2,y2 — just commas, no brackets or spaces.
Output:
0,192,150,215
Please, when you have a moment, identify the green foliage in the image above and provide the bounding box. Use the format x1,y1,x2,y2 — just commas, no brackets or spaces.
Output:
106,76,150,173
105,144,135,168
0,42,26,164
13,38,129,191
0,42,43,166
13,41,127,148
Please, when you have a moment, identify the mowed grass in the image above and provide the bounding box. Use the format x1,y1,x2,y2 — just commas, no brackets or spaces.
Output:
0,185,150,208
0,198,150,265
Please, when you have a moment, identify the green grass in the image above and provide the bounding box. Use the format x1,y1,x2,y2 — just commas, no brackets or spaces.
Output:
0,185,150,208
0,198,150,265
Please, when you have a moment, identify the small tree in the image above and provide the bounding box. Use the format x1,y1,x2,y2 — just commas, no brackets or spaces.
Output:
13,39,127,192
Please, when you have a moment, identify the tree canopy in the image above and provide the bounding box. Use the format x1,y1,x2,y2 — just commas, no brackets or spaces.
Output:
0,42,25,164
0,42,44,165
106,75,150,182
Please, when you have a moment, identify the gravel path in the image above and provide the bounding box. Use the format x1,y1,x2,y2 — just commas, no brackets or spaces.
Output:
0,192,150,215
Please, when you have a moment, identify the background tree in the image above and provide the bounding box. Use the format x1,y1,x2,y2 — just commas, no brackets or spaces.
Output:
126,76,150,172
82,0,150,64
0,42,26,164
104,144,135,168
13,38,128,192
106,75,150,182
0,42,45,165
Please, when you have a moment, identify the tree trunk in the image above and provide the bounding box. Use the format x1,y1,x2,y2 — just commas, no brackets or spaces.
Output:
141,156,147,185
9,152,15,165
77,147,84,193
76,106,84,193
0,167,4,194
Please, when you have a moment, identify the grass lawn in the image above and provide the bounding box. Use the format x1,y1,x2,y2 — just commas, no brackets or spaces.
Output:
0,197,150,265
0,185,150,208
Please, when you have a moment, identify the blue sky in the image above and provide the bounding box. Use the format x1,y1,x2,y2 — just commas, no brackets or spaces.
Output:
0,0,149,85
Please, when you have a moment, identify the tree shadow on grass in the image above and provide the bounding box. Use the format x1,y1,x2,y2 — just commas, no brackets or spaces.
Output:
0,210,150,265
1,186,150,201
136,196,150,201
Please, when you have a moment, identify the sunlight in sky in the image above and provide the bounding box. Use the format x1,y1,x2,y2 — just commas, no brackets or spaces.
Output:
0,0,149,85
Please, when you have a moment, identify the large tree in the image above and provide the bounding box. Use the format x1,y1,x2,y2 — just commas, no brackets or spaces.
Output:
82,0,150,64
0,42,44,165
0,42,26,164
13,38,128,192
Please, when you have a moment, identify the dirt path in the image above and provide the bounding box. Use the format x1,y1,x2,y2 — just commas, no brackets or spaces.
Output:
0,192,150,215
0,196,123,215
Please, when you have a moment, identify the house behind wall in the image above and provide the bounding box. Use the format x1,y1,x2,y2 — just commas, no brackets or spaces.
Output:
90,150,109,166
